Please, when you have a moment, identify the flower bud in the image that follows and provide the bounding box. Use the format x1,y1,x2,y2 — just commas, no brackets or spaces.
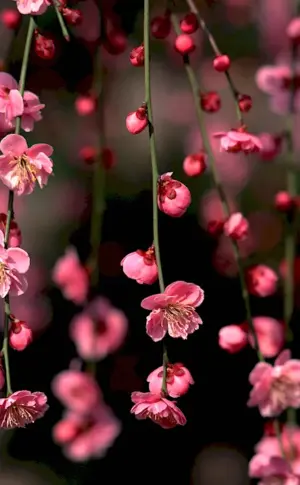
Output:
180,13,199,34
174,34,195,55
9,319,33,351
126,106,148,134
158,172,191,217
183,152,207,177
147,363,194,398
213,54,231,72
130,45,144,67
200,91,221,113
224,212,249,240
151,14,171,39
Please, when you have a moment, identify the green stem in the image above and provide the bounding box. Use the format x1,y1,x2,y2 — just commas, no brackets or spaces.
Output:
185,0,244,125
52,0,70,41
144,0,169,394
2,16,35,397
171,12,263,362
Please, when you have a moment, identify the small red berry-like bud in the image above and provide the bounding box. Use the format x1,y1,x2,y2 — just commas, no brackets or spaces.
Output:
126,106,148,134
213,54,231,72
130,45,144,67
62,8,82,26
286,17,300,45
207,220,224,237
0,9,21,29
274,191,295,212
238,93,252,113
200,91,221,113
9,319,33,351
101,147,115,170
151,14,171,39
175,34,195,55
79,146,97,165
34,31,56,60
103,29,127,55
75,95,96,116
180,13,199,34
183,152,207,177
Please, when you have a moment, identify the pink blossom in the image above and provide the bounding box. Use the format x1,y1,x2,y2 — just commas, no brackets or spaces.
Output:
0,84,23,123
131,391,186,429
249,317,285,358
121,246,158,284
141,280,204,341
246,265,278,297
224,212,249,240
0,134,53,196
158,172,191,217
9,318,33,351
21,91,45,132
53,405,121,462
258,133,282,161
51,370,101,414
0,229,30,298
75,95,96,116
14,0,50,15
218,324,248,353
126,107,148,134
147,363,194,398
52,247,89,305
249,455,300,485
0,213,22,247
247,349,300,417
214,128,262,154
70,297,128,361
0,390,48,428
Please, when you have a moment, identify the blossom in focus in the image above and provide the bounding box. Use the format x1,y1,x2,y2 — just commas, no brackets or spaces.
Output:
15,0,50,15
0,134,53,196
51,370,102,414
126,106,148,134
53,405,121,462
147,363,194,398
158,172,191,217
0,84,23,123
9,318,33,351
0,229,30,298
247,349,300,417
52,247,89,305
141,280,204,341
214,128,262,154
224,212,249,240
70,297,128,361
246,265,278,297
131,392,186,429
0,390,48,428
21,91,45,132
121,246,158,284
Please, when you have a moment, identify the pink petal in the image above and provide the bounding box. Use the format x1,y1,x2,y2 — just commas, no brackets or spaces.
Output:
21,115,34,133
0,230,5,248
0,134,27,156
0,73,18,90
146,309,167,342
275,349,291,366
249,362,272,385
141,293,174,310
213,132,227,138
27,143,53,158
9,273,28,296
228,131,252,142
7,90,24,119
6,248,30,274
164,281,204,307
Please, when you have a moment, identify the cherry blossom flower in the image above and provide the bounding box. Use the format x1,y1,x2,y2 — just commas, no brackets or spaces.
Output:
141,280,204,341
53,405,121,462
121,246,158,284
249,455,300,485
0,390,48,428
246,265,278,297
0,84,23,123
219,324,248,353
214,128,262,154
51,370,102,414
70,297,128,361
14,0,50,15
158,172,191,217
21,91,45,132
52,247,89,305
9,318,33,351
130,391,186,429
224,212,249,240
0,134,53,196
147,363,194,398
0,229,30,298
247,350,300,417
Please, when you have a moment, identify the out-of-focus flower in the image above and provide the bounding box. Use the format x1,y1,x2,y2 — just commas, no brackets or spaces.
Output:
224,212,249,240
214,128,262,154
246,265,278,297
52,247,89,305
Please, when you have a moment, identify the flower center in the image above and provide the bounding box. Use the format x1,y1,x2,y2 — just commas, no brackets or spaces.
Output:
158,178,181,201
0,262,8,284
12,154,37,186
272,377,300,408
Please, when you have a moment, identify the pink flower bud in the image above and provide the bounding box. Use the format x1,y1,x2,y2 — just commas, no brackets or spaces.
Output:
75,95,96,116
213,54,231,72
246,265,278,297
180,13,199,34
0,214,22,247
286,17,300,44
274,191,295,212
207,220,224,237
79,146,97,165
183,152,207,177
219,325,248,353
147,363,194,398
224,212,249,240
126,106,148,134
34,31,56,60
174,34,195,55
9,319,33,351
200,91,221,113
130,45,144,67
151,14,171,39
1,9,21,29
158,172,191,217
121,246,158,284
103,30,127,55
258,133,282,161
62,7,82,26
238,94,252,113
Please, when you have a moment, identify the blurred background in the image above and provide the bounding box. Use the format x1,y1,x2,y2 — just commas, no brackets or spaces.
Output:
0,0,299,484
